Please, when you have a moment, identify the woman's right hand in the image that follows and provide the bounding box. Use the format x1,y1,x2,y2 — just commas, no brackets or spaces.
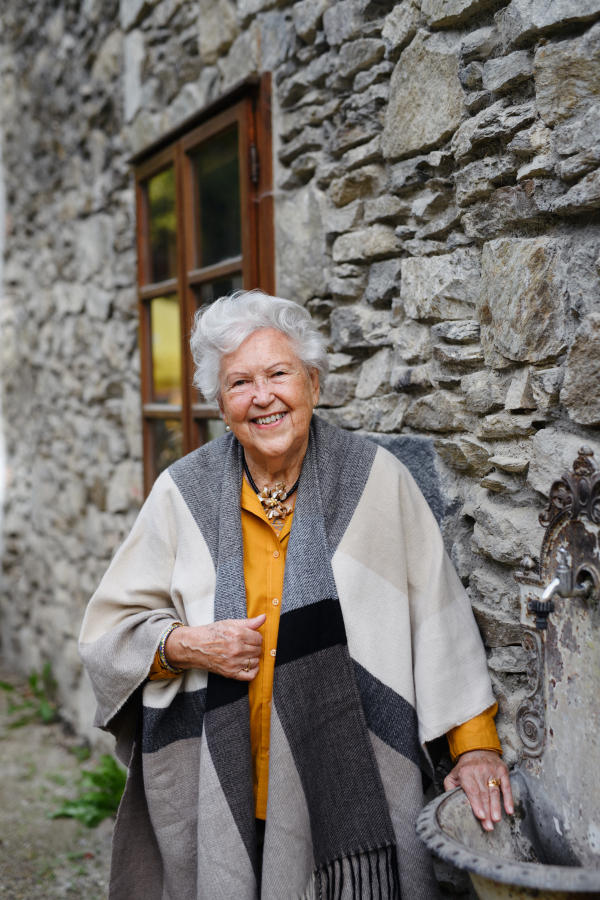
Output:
164,615,266,681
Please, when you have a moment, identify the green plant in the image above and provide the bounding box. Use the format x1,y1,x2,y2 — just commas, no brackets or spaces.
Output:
49,754,126,828
3,663,58,728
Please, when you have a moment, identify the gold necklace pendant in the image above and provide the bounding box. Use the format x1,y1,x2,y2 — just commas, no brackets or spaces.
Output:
258,482,293,520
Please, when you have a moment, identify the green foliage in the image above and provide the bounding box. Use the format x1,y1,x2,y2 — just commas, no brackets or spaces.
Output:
4,663,58,728
69,744,92,763
49,754,126,828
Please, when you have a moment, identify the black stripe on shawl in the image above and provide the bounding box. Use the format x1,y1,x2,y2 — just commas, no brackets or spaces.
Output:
275,598,346,666
352,662,420,769
274,643,396,868
142,688,207,754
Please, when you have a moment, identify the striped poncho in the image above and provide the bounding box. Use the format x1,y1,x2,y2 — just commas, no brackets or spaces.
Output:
79,416,495,900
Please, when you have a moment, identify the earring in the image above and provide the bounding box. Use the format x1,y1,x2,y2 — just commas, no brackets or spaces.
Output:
225,425,231,432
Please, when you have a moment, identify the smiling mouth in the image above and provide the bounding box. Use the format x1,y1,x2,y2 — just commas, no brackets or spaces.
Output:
253,412,287,426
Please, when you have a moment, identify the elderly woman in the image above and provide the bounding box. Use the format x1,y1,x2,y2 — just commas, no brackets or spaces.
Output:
80,290,513,900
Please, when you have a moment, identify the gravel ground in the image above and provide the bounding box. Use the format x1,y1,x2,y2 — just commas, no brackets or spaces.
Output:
0,669,113,899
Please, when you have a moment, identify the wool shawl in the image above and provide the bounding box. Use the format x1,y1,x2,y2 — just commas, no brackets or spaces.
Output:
79,416,496,900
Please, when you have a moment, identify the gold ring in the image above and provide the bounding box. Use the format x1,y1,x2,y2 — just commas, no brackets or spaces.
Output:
487,777,501,788
244,659,251,672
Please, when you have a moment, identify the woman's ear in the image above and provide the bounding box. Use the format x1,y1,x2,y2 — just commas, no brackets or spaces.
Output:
309,369,320,406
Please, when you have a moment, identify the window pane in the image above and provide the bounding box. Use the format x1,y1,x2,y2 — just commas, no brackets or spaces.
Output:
150,295,182,404
196,128,241,268
152,419,183,475
200,274,243,306
148,167,177,283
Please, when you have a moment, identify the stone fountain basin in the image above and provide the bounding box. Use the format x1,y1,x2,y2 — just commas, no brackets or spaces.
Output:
416,774,600,899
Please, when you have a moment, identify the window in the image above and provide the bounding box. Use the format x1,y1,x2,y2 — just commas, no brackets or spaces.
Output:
132,75,274,494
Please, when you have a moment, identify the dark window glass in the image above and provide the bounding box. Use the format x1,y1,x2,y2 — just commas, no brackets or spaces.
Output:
196,128,241,268
199,274,243,306
152,419,183,476
150,295,182,405
148,167,177,283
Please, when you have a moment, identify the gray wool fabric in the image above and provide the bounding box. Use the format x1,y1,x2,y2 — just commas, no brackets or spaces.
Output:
79,416,496,900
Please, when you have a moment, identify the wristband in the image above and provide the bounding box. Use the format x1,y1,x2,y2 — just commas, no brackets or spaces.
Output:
158,621,184,675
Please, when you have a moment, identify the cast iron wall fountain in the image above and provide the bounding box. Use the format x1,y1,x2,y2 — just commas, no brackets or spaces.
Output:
417,447,600,899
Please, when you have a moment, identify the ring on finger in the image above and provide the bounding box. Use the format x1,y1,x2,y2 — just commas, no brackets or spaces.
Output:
487,777,501,788
243,658,251,672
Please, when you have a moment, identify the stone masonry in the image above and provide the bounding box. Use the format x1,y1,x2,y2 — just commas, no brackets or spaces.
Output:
1,0,600,835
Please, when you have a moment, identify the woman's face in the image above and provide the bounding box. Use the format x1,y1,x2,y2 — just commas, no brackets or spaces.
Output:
218,328,320,468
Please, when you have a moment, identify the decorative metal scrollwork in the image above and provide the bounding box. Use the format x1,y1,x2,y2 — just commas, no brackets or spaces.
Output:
539,447,600,528
516,630,545,758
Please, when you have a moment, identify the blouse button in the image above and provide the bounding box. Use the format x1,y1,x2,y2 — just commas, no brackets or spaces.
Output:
270,649,276,658
272,598,279,606
273,550,280,558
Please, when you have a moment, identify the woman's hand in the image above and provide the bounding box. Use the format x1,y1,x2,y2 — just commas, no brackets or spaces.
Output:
164,615,266,681
444,749,514,832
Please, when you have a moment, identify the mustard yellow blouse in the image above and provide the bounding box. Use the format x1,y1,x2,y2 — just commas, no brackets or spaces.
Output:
149,476,502,818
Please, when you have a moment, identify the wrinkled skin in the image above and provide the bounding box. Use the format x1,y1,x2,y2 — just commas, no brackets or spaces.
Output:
445,748,514,831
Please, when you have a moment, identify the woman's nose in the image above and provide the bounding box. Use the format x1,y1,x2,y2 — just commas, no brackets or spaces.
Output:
252,376,274,405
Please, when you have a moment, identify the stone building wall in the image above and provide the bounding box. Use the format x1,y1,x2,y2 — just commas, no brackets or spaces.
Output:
1,0,600,793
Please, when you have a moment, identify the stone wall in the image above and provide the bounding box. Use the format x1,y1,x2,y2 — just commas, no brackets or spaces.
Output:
1,0,600,823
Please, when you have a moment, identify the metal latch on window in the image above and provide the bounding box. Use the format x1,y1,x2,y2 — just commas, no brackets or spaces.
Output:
250,144,259,185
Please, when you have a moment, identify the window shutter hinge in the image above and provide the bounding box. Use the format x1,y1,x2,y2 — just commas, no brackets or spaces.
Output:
250,144,259,185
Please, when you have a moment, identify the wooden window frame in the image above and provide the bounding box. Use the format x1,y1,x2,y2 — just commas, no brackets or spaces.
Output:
131,74,275,496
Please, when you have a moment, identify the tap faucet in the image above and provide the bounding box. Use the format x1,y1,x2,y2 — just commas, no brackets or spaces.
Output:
529,548,593,630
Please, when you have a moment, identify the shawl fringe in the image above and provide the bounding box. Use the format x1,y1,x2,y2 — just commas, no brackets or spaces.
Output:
313,845,400,900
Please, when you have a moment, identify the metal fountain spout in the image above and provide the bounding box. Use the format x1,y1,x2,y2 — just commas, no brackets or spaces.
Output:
529,548,594,630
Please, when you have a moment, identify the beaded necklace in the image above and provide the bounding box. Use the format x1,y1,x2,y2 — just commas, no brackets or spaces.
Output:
243,455,300,522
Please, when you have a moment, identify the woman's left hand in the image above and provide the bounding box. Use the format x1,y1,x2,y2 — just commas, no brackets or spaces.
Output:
444,749,514,832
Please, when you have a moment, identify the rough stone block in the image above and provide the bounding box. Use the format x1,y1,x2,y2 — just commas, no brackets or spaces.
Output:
329,122,381,158
405,390,476,432
123,29,145,123
478,237,568,368
504,367,536,412
489,455,529,475
508,122,553,157
534,22,600,127
329,165,385,206
323,199,364,236
553,170,600,215
354,61,394,93
292,0,331,42
393,321,432,364
382,30,465,160
459,61,484,90
388,157,429,194
527,427,600,496
364,259,402,306
332,225,402,262
432,320,480,344
328,275,367,302
421,0,496,27
390,364,432,391
199,0,239,64
330,307,396,350
381,0,422,54
561,313,600,425
497,0,600,48
276,183,327,304
401,248,480,323
120,0,156,30
91,30,123,86
318,373,357,406
476,411,542,440
554,104,600,156
461,369,511,414
279,127,324,165
471,602,523,648
482,50,533,94
488,646,528,673
337,38,385,78
451,99,536,162
433,343,484,369
106,460,143,513
462,179,561,241
516,152,556,182
364,194,409,224
355,347,393,398
557,145,600,181
415,205,462,240
434,434,492,476
470,490,542,564
323,0,363,45
341,135,383,171
530,367,562,412
461,25,501,62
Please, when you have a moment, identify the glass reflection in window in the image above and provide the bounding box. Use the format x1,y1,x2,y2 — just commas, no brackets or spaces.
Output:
152,419,183,476
200,274,243,306
148,167,177,284
196,128,241,268
150,295,182,405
